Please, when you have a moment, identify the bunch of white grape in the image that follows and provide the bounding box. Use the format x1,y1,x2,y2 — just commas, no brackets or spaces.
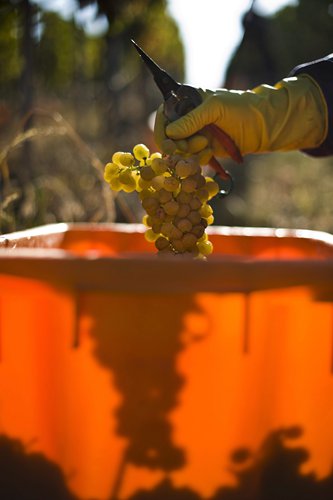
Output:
104,143,220,258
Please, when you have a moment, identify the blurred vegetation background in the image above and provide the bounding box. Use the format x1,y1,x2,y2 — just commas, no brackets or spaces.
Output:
0,0,332,234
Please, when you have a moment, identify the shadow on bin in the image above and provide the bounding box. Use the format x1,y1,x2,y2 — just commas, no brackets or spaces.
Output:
0,434,78,499
81,293,207,496
128,426,333,500
3,427,333,499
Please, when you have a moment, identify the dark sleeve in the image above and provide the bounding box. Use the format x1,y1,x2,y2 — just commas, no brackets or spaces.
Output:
289,54,333,157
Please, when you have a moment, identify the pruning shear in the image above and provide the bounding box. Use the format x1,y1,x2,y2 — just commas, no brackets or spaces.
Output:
131,39,243,196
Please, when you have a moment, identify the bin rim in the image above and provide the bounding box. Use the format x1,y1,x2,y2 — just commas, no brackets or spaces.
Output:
0,223,332,296
1,222,333,246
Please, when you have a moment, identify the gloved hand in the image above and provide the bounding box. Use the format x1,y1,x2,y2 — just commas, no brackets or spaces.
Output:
154,75,328,163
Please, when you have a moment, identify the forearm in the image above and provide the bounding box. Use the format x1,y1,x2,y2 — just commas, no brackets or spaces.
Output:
289,54,333,157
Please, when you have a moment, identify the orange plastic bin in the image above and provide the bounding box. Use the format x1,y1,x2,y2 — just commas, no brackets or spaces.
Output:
1,222,333,499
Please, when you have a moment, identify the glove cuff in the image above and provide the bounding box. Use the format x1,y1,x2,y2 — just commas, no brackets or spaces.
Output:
290,54,333,157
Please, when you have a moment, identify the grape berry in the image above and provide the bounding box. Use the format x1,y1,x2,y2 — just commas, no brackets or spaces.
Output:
104,144,219,258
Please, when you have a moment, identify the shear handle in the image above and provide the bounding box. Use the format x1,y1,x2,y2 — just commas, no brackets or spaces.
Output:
206,124,243,165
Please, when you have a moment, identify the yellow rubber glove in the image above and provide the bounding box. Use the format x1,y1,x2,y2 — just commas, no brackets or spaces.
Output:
154,75,328,161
